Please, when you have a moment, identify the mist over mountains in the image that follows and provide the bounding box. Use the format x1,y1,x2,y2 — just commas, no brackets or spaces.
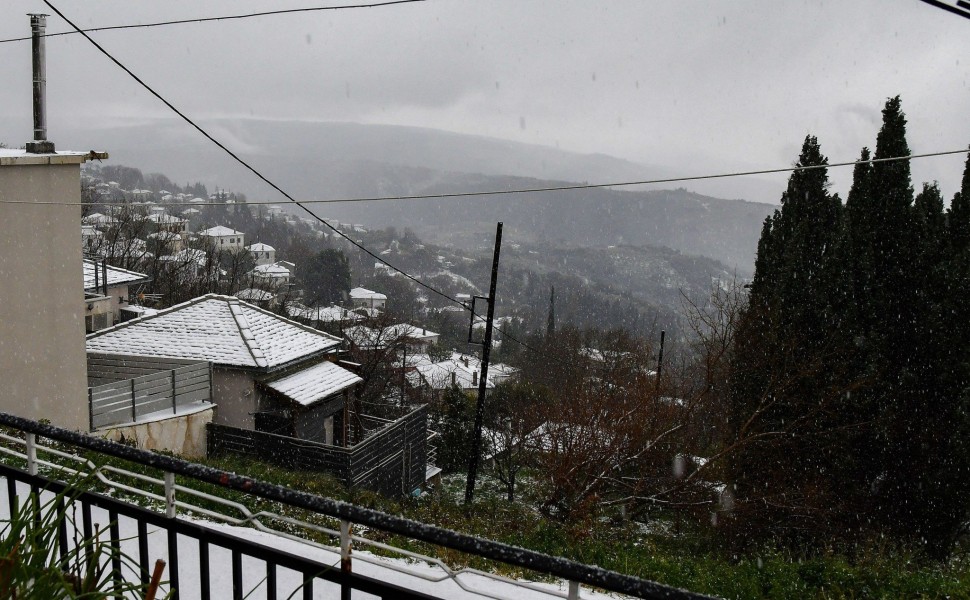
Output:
38,117,776,272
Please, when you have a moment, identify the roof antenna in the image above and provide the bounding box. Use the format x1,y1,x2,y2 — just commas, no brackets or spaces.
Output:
26,14,55,154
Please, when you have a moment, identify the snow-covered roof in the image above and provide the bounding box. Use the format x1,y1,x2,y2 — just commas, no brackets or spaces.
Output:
350,287,387,301
287,304,363,323
86,294,342,370
82,259,149,291
147,231,181,241
236,288,276,302
261,361,362,407
199,225,244,237
252,263,291,278
344,324,438,350
146,213,186,224
248,242,275,252
412,353,517,390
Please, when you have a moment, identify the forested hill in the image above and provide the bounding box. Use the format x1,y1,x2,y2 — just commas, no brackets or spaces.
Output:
55,118,775,274
297,160,774,274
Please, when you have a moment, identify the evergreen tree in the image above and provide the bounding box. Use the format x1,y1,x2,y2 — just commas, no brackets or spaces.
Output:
438,386,473,473
728,135,847,545
546,286,556,337
945,147,970,253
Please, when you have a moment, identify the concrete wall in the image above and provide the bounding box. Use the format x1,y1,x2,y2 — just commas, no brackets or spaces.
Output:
101,404,214,458
211,368,257,429
0,157,89,431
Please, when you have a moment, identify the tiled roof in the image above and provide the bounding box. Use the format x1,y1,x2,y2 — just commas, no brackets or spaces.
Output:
86,294,341,369
248,243,275,252
82,259,149,291
262,361,362,407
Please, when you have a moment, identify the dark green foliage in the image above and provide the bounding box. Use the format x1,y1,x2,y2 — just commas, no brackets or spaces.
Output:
438,385,475,473
728,135,849,545
300,248,352,306
728,97,970,559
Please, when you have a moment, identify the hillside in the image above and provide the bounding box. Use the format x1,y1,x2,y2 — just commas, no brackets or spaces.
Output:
52,118,775,272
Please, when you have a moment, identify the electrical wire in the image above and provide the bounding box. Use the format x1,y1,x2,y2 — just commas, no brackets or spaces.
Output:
4,148,968,208
43,1,554,368
916,0,970,21
0,1,426,44
42,0,462,313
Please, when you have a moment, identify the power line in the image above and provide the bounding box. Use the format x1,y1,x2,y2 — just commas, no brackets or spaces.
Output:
0,1,426,45
41,0,459,313
5,147,968,208
36,1,547,364
916,0,970,21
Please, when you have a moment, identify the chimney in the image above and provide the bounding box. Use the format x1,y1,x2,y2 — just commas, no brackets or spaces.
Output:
462,357,469,368
26,14,55,154
472,370,478,386
451,371,456,387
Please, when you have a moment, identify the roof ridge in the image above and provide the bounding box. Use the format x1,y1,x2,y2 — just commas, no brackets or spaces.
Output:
239,298,343,344
227,297,268,369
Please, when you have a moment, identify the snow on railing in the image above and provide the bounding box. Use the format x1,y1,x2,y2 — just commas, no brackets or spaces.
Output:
0,413,711,600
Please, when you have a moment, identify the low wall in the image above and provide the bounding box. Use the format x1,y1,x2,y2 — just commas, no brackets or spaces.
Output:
99,404,214,458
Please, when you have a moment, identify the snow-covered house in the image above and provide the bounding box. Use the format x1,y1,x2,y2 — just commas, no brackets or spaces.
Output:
247,242,276,266
86,294,358,444
82,259,151,332
146,212,188,234
350,287,387,310
249,262,292,290
236,287,277,307
286,304,364,327
411,352,519,401
344,323,439,354
199,225,246,253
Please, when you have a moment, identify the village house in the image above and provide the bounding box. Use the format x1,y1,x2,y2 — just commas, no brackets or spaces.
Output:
350,286,387,311
85,294,361,444
199,225,246,252
344,323,440,354
82,258,151,332
410,352,519,401
249,261,293,290
247,242,276,265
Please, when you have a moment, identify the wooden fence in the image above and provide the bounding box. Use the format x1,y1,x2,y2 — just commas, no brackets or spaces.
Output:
208,405,428,496
87,353,212,430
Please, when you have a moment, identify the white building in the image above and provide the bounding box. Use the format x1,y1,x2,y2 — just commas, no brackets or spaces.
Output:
199,225,246,252
350,287,387,310
247,242,276,266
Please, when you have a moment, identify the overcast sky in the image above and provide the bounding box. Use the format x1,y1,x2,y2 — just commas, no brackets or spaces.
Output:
1,0,968,203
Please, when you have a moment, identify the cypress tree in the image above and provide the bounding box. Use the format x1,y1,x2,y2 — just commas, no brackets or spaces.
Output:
728,136,846,545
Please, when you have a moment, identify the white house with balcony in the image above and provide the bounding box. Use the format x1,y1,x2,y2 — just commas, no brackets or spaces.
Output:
199,225,246,252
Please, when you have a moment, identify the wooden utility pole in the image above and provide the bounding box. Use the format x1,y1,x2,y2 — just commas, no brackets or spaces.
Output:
464,222,503,505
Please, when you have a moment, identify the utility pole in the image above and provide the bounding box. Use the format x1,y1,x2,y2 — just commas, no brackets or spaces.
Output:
464,222,503,505
655,330,665,395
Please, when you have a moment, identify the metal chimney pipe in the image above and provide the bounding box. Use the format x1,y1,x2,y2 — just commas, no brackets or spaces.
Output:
26,13,54,154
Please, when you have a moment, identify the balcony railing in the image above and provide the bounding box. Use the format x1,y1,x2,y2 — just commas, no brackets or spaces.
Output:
0,412,711,600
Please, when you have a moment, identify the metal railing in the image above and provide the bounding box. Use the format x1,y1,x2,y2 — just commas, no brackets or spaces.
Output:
0,412,712,600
